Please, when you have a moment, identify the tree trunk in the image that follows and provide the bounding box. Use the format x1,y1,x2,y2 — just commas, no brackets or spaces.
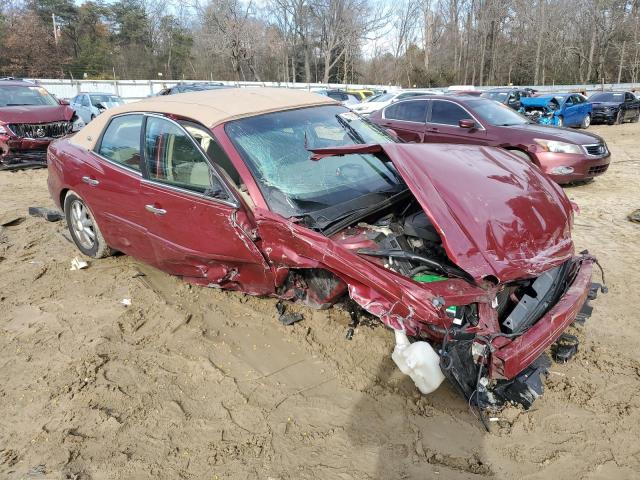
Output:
533,0,545,85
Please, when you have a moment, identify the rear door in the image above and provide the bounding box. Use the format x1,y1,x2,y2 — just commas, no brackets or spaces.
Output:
84,113,155,262
377,99,428,142
139,115,274,292
424,99,487,144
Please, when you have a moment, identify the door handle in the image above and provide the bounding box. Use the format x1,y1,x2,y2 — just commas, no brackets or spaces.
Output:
428,127,439,132
145,204,167,216
82,176,99,186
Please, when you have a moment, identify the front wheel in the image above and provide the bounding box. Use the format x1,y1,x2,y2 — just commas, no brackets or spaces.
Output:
631,112,640,123
615,110,623,125
64,190,113,258
581,113,591,129
556,116,564,127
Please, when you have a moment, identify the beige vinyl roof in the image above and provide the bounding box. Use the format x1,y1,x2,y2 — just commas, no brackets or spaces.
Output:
70,87,337,150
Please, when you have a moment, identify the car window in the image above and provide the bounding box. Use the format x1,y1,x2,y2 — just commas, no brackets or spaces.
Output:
71,95,79,104
181,122,242,188
144,116,224,196
225,105,400,218
429,100,470,125
81,95,90,107
0,85,59,107
97,115,143,170
397,92,426,100
590,92,624,102
625,93,635,102
327,91,348,101
384,100,427,122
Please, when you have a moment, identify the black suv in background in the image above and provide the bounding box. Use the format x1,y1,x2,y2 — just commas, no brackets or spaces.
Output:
588,91,640,124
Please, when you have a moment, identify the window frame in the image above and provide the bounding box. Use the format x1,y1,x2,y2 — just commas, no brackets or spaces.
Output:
426,99,485,129
382,99,428,124
139,113,238,208
93,112,145,175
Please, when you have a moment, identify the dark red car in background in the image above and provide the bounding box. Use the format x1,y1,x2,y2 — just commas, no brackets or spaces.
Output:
369,95,611,184
47,89,603,409
0,78,82,170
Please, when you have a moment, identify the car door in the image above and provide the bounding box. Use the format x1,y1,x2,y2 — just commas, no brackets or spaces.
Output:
377,99,428,142
563,95,581,126
424,99,487,144
83,113,155,262
139,114,274,291
624,92,639,120
506,91,521,110
79,95,93,123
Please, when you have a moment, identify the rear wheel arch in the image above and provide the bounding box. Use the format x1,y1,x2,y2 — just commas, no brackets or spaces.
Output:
59,188,69,209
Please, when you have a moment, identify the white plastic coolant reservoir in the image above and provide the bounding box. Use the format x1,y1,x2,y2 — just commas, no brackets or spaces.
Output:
391,330,445,394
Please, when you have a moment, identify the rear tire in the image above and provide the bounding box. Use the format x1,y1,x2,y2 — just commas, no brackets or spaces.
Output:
632,112,640,123
557,116,564,127
581,113,591,129
63,190,113,258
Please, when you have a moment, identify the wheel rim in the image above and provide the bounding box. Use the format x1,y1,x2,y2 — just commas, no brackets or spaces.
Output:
584,115,591,127
69,200,96,250
557,117,563,127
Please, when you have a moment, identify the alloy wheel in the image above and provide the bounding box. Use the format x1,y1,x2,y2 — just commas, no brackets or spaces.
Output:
69,200,96,250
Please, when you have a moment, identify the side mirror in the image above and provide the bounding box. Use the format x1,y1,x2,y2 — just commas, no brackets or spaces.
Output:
458,119,476,129
58,99,70,105
95,103,106,110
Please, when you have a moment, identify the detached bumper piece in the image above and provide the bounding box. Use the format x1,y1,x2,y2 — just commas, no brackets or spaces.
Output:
491,354,551,409
0,150,47,171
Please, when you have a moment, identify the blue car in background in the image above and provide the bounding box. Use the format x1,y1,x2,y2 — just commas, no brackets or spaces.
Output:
519,93,592,128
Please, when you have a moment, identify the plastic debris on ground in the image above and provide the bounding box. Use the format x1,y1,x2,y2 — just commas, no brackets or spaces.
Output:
70,257,89,271
28,206,63,222
275,300,304,326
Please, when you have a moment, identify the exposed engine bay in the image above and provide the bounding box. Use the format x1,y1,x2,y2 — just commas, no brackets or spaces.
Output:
304,199,604,415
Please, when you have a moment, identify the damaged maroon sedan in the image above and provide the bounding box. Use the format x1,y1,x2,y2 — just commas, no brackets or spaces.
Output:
0,79,83,170
47,88,604,411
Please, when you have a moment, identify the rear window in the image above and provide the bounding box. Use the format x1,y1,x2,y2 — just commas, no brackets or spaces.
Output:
97,115,143,171
384,100,427,122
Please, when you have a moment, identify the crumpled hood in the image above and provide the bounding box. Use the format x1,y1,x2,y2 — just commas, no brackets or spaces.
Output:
0,105,74,124
311,143,575,282
381,143,575,282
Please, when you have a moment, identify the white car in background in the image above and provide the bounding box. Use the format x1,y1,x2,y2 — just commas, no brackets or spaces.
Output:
70,92,124,123
351,89,443,116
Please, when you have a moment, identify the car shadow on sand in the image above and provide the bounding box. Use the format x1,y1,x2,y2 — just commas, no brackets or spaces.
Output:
343,354,495,480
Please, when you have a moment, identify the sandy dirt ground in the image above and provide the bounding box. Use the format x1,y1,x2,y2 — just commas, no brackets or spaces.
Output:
0,123,639,480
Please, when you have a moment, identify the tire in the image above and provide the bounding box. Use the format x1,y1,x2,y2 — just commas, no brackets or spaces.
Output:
63,190,113,258
632,112,640,123
615,110,623,125
581,113,591,129
90,114,95,121
556,116,564,127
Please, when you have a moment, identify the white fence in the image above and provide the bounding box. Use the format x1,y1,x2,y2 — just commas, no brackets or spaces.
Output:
20,78,640,103
24,79,402,102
